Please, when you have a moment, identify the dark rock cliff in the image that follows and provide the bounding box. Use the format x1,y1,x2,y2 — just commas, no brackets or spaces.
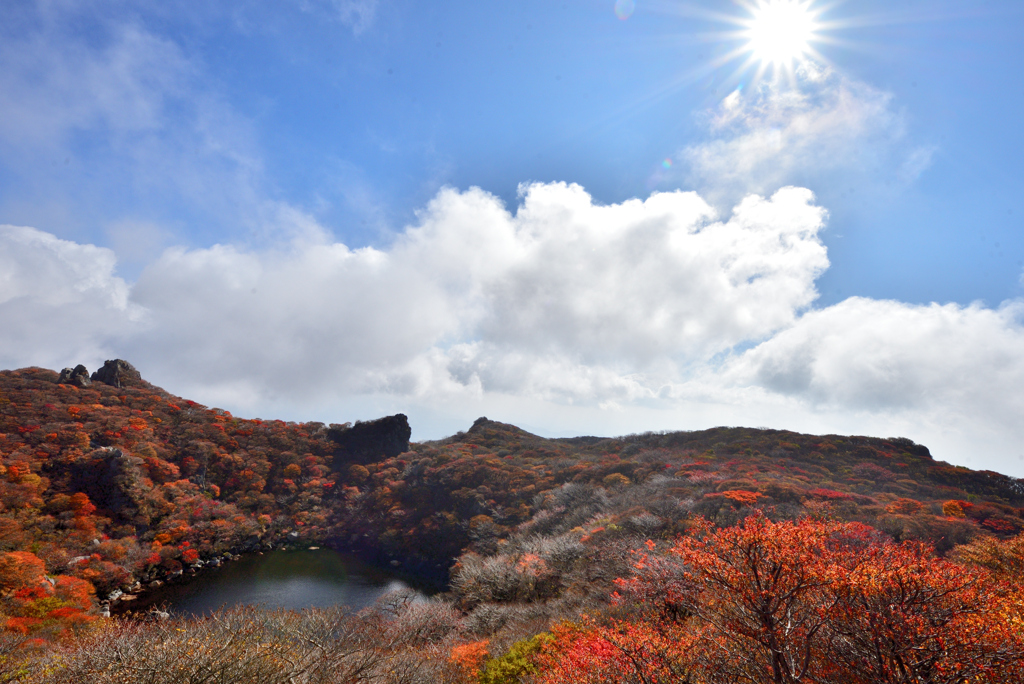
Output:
328,414,411,467
45,447,151,530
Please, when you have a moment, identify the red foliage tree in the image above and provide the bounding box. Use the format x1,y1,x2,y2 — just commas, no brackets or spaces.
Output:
547,515,1024,684
0,551,46,591
824,541,1024,684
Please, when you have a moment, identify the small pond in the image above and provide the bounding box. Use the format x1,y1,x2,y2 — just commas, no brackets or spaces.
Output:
126,548,429,618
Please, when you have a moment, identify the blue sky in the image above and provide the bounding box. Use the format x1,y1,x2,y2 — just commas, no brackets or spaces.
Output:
2,0,1024,476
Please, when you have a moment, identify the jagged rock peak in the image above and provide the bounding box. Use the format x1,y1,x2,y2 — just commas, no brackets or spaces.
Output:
58,364,91,388
91,359,144,388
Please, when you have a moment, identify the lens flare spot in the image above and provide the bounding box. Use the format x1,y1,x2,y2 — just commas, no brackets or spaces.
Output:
614,0,636,21
662,158,673,169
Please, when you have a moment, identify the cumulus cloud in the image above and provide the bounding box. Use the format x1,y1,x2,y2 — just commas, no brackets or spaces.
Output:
121,183,827,404
0,225,141,370
0,182,826,400
728,297,1024,412
713,296,1024,475
412,182,827,364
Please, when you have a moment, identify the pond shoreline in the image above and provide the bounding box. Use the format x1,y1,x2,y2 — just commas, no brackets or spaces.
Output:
109,542,440,618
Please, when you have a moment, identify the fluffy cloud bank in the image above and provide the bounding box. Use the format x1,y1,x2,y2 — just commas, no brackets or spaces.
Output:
115,182,828,400
729,297,1024,415
3,181,1024,476
724,297,1024,476
0,225,140,369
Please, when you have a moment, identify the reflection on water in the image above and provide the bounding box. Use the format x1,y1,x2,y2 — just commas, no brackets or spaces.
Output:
138,548,425,617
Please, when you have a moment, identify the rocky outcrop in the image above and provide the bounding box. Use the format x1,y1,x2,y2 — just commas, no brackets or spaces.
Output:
328,414,411,466
46,447,151,529
91,359,145,388
57,364,92,388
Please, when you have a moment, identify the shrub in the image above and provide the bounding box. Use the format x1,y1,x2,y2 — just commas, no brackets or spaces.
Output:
479,632,554,684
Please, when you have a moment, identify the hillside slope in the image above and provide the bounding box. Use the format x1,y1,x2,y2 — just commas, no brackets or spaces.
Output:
0,362,1022,640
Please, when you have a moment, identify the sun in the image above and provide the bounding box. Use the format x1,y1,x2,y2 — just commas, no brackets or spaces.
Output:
743,0,820,66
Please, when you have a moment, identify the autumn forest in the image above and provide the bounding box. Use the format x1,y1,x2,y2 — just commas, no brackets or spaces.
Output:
0,361,1021,682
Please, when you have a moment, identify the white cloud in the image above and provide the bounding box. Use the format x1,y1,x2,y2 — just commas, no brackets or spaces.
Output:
120,183,826,404
683,62,909,204
469,183,827,365
0,225,141,370
728,296,1024,476
104,219,174,272
728,297,1024,411
0,182,827,401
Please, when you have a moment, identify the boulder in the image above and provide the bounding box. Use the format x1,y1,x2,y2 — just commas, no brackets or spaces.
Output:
57,364,91,388
91,359,144,388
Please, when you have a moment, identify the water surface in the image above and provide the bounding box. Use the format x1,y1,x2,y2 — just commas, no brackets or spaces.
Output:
133,548,425,617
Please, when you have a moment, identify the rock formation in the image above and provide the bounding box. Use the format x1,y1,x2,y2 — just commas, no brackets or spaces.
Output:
91,359,145,388
57,364,92,387
46,447,151,529
328,414,411,466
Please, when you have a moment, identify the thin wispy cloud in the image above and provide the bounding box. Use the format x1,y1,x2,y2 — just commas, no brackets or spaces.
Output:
299,0,379,35
0,10,269,246
681,63,932,206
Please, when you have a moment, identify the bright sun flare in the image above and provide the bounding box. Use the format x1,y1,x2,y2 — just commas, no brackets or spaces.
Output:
744,0,818,66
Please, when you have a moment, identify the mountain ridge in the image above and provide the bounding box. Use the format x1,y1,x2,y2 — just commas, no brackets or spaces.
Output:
0,361,1022,643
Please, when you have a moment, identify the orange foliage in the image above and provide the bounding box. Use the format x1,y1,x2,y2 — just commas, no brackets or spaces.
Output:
4,617,42,635
553,515,1024,684
537,619,703,684
886,497,925,514
942,499,967,517
2,365,1024,650
0,551,46,590
450,639,490,680
720,489,760,506
54,575,95,609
